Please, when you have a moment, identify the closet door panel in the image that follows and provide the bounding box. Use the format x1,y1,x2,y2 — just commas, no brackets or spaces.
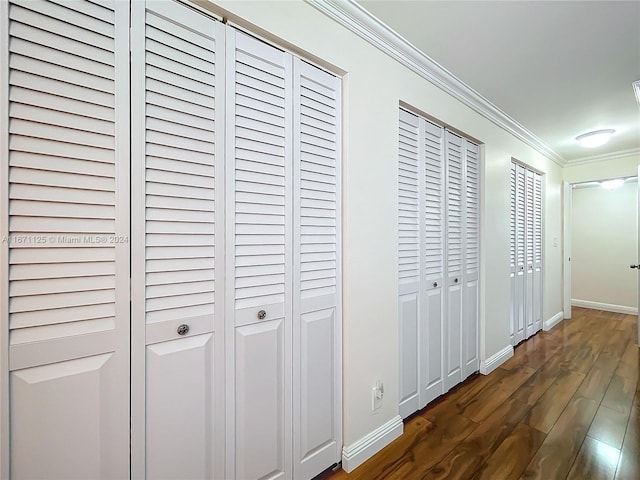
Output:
463,141,479,378
509,163,517,345
421,287,443,403
235,320,286,480
525,169,535,338
533,173,543,332
514,164,526,344
131,2,223,477
398,109,420,418
227,28,292,480
146,334,214,480
444,131,463,391
10,354,120,480
293,59,341,478
399,290,419,417
421,119,444,405
6,0,130,476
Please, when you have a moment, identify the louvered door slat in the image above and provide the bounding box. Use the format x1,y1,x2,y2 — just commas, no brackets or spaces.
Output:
143,7,216,327
424,120,444,283
6,1,130,477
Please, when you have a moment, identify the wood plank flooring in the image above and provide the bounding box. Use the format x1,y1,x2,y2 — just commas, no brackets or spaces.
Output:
318,307,640,480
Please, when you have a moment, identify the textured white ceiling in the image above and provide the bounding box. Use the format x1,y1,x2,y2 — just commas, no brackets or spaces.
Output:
359,0,640,163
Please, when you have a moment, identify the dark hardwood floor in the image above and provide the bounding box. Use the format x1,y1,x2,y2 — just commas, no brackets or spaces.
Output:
320,307,640,480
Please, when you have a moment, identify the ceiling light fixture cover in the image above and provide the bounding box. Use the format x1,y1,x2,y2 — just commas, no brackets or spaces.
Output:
601,179,625,190
575,129,615,148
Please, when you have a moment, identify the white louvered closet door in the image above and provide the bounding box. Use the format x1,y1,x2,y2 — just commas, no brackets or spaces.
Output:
533,173,543,332
525,169,535,338
509,163,517,345
4,0,130,478
421,119,445,406
444,130,463,391
131,2,224,479
292,58,342,480
398,109,420,419
226,28,293,480
514,164,526,344
462,141,479,379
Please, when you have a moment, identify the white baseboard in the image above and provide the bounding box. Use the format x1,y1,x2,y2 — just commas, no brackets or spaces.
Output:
572,299,638,315
479,345,513,375
544,311,564,331
341,415,403,473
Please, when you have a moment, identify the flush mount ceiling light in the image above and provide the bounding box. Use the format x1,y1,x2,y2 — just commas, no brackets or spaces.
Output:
601,179,625,190
575,129,615,148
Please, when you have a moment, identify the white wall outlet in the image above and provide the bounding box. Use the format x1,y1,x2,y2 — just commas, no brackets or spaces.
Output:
372,380,384,411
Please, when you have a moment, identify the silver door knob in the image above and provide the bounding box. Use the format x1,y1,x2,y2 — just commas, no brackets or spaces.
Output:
631,264,639,269
257,310,266,320
177,324,190,336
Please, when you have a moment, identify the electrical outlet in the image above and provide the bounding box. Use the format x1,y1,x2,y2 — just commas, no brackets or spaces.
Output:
372,380,384,411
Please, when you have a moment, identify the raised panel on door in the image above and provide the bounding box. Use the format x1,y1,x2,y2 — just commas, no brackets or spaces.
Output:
463,141,479,378
146,334,214,480
398,109,420,418
444,130,463,391
525,169,535,338
130,1,224,477
10,354,120,479
533,173,543,332
5,0,129,476
292,58,341,478
235,320,286,480
226,27,292,480
399,290,419,418
421,118,444,405
509,163,517,345
514,164,526,344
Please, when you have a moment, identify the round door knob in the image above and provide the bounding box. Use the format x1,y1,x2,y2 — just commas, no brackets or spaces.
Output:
454,278,459,283
257,310,267,320
177,324,190,336
433,282,438,287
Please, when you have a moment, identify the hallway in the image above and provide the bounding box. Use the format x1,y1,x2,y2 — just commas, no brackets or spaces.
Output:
321,307,639,479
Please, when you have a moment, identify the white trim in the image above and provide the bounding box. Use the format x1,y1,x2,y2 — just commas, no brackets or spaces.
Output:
305,0,565,166
565,147,640,166
341,415,403,473
544,311,564,331
479,345,513,375
571,300,638,315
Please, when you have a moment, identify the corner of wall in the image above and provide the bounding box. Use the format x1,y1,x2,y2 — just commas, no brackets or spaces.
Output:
341,415,403,473
544,311,564,331
479,345,514,375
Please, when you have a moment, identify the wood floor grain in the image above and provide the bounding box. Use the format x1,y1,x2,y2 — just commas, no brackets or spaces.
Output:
317,307,640,480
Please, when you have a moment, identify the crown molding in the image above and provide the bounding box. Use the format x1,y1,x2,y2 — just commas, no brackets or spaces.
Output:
566,147,640,166
306,0,566,166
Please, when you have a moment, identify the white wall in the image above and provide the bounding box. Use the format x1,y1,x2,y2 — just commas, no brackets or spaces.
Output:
205,0,564,451
571,181,638,311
